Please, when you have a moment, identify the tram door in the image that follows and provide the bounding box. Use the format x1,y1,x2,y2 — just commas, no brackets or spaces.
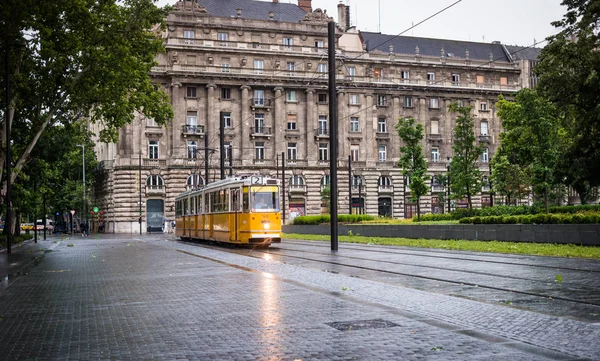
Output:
231,189,240,242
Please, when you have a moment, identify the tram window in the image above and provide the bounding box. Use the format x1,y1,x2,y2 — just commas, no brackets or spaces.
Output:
251,186,280,211
190,196,196,214
196,195,202,214
205,193,210,213
183,199,189,215
243,188,250,212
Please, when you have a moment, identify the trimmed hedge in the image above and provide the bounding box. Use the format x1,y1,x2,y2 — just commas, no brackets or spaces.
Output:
415,213,455,222
292,214,375,225
549,204,600,214
459,213,600,225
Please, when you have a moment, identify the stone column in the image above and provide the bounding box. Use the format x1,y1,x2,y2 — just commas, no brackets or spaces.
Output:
337,90,346,160
240,85,251,166
391,95,401,160
206,84,216,162
170,82,182,158
305,89,315,165
364,93,374,162
274,87,284,164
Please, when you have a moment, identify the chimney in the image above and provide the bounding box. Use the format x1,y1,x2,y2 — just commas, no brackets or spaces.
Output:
273,0,278,3
236,8,242,17
337,3,347,30
298,0,312,13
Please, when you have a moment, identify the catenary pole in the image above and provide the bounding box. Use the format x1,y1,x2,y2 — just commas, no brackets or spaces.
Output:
328,21,338,251
139,151,142,234
219,112,225,180
281,152,286,225
348,156,352,215
5,38,12,254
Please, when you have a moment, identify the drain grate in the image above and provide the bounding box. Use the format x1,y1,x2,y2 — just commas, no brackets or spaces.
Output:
326,319,399,331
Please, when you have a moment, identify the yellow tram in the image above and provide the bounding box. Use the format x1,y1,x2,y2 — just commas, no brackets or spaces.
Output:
175,175,282,247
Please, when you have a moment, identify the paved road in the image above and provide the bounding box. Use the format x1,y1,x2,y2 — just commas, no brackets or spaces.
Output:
1,234,598,360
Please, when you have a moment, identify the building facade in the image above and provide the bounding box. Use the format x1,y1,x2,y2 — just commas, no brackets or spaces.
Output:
93,0,530,233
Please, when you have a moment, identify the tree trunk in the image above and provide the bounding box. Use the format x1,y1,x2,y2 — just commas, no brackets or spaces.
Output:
12,210,21,238
544,190,549,214
416,197,421,221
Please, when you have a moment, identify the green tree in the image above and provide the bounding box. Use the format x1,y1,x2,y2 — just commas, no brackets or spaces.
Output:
535,0,600,202
395,117,429,220
320,186,331,214
0,0,173,210
496,90,562,212
448,103,484,212
490,154,530,206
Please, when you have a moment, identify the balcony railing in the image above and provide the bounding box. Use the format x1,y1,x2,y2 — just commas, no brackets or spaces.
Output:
432,185,445,192
143,159,166,168
250,126,272,135
251,98,272,107
146,185,165,195
286,159,308,167
378,185,394,193
478,135,491,143
182,124,205,135
289,184,307,193
315,126,329,137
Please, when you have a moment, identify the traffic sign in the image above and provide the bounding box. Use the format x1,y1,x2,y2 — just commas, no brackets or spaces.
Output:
70,210,75,215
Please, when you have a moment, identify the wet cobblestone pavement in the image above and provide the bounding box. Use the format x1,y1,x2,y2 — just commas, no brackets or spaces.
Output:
1,234,599,360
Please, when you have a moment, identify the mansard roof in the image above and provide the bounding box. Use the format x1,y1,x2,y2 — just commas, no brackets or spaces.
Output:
197,0,307,22
504,45,542,61
361,32,512,62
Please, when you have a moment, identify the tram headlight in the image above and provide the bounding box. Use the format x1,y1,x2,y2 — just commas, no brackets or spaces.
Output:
263,222,271,230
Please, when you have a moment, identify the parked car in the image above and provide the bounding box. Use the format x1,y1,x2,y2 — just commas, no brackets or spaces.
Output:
20,223,34,231
35,219,54,231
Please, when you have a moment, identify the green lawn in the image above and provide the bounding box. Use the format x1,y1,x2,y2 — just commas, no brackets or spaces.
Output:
283,233,600,260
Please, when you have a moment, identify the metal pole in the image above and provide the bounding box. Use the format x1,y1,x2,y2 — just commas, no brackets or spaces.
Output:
82,144,85,223
229,145,233,177
43,194,47,240
219,112,225,180
204,133,209,186
348,156,352,215
139,151,142,235
5,37,12,254
281,152,286,224
276,154,279,179
33,179,37,243
489,162,494,207
359,183,362,214
447,159,451,214
328,21,338,251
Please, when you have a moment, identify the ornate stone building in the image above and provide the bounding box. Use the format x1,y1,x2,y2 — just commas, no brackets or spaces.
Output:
93,0,529,232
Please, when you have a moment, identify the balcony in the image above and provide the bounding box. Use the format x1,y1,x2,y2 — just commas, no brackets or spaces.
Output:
376,161,396,169
427,134,443,143
143,159,166,168
482,185,491,192
378,185,394,194
289,184,307,194
375,132,390,140
250,126,272,139
250,98,272,111
315,126,329,139
431,185,445,192
478,135,491,143
182,125,205,138
146,185,166,196
286,159,308,168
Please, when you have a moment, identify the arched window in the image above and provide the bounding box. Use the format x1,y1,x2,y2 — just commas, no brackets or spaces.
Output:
352,175,364,187
146,175,164,190
378,176,392,188
320,175,330,190
290,175,305,186
186,174,204,189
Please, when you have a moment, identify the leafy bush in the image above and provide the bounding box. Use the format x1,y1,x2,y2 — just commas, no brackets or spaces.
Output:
413,213,454,222
459,213,600,225
549,205,600,214
292,214,374,225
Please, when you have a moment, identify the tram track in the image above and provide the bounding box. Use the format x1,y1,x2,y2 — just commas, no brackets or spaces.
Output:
282,238,600,274
176,239,600,309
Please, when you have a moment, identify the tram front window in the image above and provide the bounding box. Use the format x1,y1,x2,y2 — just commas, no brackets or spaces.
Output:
251,186,279,212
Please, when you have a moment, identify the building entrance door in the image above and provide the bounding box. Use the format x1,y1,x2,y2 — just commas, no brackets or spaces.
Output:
146,199,164,232
378,197,392,217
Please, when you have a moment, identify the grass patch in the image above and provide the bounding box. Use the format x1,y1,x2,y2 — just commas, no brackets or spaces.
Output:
283,233,600,259
360,219,460,225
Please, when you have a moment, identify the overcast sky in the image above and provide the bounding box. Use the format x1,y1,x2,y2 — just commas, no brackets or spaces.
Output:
158,0,567,47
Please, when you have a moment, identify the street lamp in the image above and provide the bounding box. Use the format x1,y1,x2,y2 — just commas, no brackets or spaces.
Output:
77,144,86,224
446,157,451,214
